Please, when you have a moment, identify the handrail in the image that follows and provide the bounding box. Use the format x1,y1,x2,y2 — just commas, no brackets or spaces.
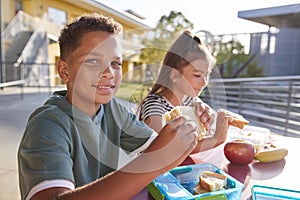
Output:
201,75,300,137
212,75,300,83
0,62,60,98
16,13,47,65
2,11,35,39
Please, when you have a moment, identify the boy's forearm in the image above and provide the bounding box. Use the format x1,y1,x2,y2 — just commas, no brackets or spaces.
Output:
57,170,158,200
56,154,165,200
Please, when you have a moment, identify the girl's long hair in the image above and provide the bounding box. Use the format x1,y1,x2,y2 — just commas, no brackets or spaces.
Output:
137,30,216,119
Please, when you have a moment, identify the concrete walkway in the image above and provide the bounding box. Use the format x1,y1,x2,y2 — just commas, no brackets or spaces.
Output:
0,86,136,200
0,87,53,200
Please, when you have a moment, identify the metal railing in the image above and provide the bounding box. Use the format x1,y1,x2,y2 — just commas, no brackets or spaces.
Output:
201,75,300,137
1,65,300,137
0,62,60,98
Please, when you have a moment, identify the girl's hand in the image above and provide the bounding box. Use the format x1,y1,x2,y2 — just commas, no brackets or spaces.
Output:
213,109,248,146
194,101,213,131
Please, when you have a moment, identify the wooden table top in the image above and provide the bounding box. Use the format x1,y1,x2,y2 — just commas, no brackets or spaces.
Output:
132,133,300,200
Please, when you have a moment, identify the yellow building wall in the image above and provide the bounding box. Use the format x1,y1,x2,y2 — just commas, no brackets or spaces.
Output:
21,0,138,30
22,0,78,20
3,0,146,86
48,42,62,86
2,0,16,27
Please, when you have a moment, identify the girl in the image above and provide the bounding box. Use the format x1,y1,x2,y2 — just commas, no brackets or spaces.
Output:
139,30,245,153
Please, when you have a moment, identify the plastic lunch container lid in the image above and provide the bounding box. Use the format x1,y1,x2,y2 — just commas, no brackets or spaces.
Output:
148,163,244,200
252,185,300,200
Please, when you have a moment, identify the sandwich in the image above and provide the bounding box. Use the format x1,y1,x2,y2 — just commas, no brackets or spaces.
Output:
218,109,249,129
194,171,227,194
199,171,227,192
163,106,207,140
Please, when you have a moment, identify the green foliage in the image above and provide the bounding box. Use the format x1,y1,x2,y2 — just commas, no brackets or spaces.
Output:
243,59,264,78
139,11,263,78
213,37,264,78
115,82,153,103
139,11,194,65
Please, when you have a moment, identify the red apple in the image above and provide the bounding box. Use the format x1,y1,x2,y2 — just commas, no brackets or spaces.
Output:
224,140,255,165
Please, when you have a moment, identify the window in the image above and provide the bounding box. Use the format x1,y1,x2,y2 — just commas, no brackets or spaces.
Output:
260,33,268,55
269,35,276,54
48,7,67,25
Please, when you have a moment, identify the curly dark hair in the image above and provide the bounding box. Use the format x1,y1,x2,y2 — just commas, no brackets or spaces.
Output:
58,13,123,60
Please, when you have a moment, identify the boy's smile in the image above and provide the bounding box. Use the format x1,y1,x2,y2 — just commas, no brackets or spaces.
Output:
93,84,116,94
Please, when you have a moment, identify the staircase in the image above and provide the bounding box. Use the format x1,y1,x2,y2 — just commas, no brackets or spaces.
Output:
4,31,32,81
1,11,59,86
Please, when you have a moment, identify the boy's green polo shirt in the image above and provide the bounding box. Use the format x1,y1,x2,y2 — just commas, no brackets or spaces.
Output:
18,90,156,200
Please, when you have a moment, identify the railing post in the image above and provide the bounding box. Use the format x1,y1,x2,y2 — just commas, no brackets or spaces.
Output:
20,62,24,99
20,83,24,99
48,63,52,96
285,80,292,136
238,82,243,114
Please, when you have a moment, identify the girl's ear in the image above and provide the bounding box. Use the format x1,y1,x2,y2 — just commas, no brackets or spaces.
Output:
170,68,180,83
57,60,69,83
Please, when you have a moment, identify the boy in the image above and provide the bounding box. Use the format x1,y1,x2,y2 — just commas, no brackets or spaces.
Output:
18,13,198,200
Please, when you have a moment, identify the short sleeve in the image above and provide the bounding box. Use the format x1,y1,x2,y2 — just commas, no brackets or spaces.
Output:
104,98,156,153
120,111,157,152
139,94,173,121
18,108,75,200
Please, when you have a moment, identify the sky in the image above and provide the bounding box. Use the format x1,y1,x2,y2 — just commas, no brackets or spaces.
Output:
100,0,300,35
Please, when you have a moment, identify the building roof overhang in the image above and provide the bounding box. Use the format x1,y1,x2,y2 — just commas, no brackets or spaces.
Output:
238,3,300,28
63,0,151,30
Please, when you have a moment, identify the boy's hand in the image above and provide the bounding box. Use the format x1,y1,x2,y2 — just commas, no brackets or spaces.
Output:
144,116,198,171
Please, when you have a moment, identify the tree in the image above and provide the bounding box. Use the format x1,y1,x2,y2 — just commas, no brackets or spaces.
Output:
139,11,194,66
212,36,264,78
139,11,263,79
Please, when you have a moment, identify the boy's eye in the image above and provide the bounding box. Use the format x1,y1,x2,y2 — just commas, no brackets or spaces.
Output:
111,61,122,68
83,59,99,65
82,59,122,70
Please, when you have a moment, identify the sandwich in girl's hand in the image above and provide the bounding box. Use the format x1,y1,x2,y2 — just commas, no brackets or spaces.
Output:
217,109,249,129
163,106,207,141
163,106,249,141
